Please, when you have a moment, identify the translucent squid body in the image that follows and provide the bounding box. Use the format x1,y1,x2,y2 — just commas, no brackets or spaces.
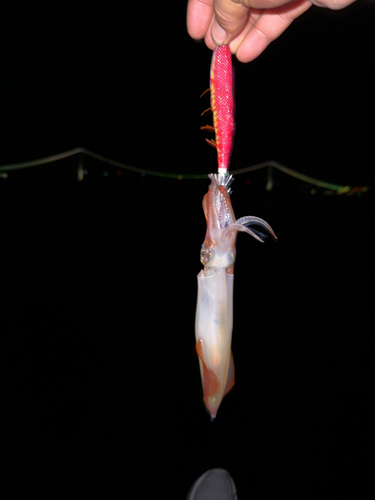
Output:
195,45,277,419
195,174,277,419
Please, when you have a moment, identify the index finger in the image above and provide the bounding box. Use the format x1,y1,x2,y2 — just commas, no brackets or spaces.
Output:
187,0,215,39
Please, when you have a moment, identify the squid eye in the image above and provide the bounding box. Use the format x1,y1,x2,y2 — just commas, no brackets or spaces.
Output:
200,242,214,265
228,248,236,265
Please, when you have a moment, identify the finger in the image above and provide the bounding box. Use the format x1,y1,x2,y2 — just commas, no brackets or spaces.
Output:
232,0,298,7
211,0,252,44
231,0,311,62
309,0,356,9
187,0,215,39
205,15,218,49
226,8,263,52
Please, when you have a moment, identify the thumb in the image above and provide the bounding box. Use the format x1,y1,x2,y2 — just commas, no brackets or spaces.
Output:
211,0,250,45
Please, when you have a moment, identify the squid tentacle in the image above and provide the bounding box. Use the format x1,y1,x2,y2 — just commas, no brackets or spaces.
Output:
236,216,278,241
221,216,277,243
222,223,265,243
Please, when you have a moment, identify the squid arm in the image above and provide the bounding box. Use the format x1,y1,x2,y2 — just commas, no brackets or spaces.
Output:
195,173,277,420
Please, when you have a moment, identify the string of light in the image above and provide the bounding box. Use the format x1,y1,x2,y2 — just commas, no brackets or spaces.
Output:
0,147,368,194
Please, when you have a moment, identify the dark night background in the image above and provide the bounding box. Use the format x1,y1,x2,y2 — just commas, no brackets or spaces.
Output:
3,1,374,497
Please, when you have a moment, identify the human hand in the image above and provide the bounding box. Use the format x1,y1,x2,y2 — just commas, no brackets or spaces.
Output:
186,0,357,62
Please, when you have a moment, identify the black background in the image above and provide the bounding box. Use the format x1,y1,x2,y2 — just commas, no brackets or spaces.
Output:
3,1,374,497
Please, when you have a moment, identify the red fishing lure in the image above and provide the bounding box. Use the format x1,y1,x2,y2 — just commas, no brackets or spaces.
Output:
202,45,235,175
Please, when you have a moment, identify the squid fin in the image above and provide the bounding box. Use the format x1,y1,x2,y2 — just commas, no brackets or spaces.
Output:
196,339,219,399
224,351,235,396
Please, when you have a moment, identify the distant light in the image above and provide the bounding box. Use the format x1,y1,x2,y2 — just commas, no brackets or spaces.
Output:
178,175,183,181
103,171,108,177
116,170,122,176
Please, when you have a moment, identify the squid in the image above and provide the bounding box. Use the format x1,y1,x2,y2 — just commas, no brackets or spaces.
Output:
195,46,277,420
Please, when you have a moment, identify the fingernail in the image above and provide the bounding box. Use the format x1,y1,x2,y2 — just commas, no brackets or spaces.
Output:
211,20,227,45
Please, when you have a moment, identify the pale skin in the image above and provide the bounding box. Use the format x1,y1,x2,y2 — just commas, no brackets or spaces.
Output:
186,0,357,62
